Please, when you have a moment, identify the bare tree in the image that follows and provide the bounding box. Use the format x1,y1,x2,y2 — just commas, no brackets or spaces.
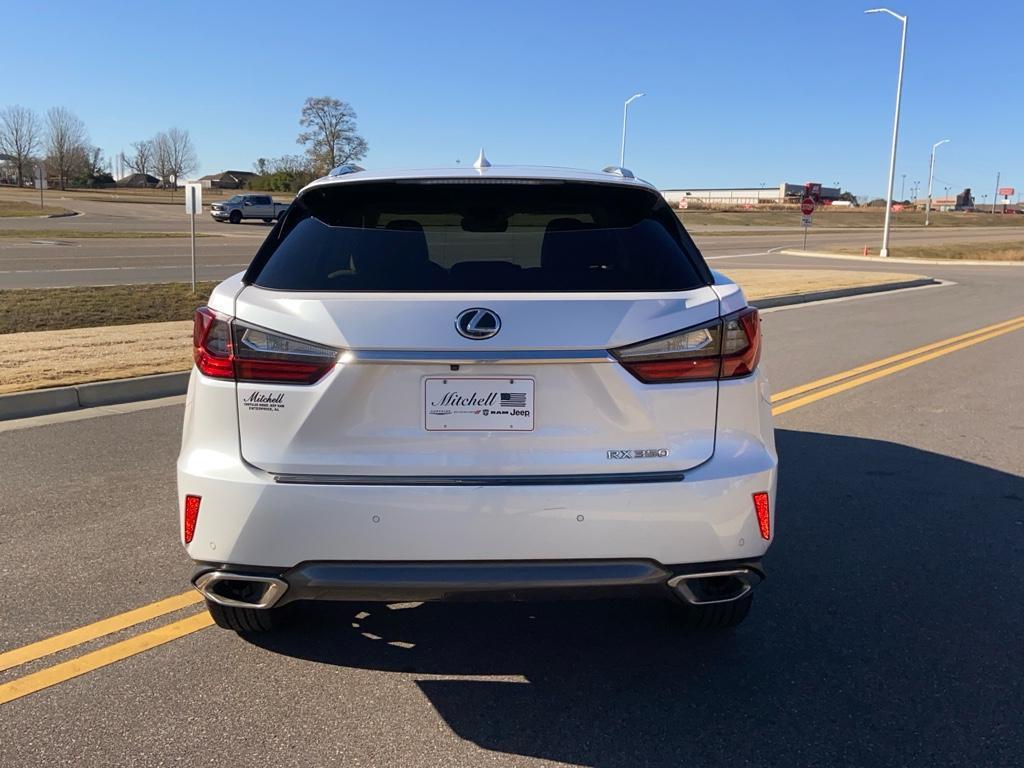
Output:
45,107,89,190
152,128,198,188
0,105,42,187
125,139,154,179
296,96,367,174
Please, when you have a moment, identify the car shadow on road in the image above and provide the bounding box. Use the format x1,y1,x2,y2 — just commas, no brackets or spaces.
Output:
244,429,1024,767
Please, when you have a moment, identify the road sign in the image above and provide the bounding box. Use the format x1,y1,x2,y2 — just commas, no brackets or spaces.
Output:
800,197,815,216
801,215,813,227
184,182,202,214
34,166,47,190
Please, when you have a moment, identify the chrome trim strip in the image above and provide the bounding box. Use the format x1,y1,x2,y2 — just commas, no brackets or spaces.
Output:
350,348,613,365
194,571,289,610
274,470,685,487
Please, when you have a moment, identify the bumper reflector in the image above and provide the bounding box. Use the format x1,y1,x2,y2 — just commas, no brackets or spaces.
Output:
752,492,770,540
184,495,201,544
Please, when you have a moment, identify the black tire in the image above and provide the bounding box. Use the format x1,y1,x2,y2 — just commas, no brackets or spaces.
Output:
262,217,272,223
670,593,752,630
205,599,281,632
228,210,242,224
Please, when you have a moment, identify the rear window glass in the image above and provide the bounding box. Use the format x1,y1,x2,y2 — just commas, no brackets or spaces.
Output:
248,181,708,292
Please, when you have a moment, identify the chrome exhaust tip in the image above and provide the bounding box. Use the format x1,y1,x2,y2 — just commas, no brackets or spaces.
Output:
667,568,762,606
194,571,288,610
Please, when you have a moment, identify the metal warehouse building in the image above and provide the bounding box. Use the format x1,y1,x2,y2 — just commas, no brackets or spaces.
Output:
661,183,842,208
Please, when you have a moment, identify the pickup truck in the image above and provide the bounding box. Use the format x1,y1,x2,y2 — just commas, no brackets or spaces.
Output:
210,194,289,224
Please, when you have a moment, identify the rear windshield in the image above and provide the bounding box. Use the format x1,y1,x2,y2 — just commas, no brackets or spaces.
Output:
247,180,709,292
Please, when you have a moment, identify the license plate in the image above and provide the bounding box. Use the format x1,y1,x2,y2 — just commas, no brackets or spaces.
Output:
424,377,534,431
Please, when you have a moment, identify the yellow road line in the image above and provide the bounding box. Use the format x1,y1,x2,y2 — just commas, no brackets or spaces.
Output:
0,611,213,705
771,314,1024,404
0,591,201,673
772,319,1024,416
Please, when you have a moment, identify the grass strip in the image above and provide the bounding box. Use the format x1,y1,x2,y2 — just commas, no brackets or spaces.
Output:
0,281,219,334
832,241,1024,261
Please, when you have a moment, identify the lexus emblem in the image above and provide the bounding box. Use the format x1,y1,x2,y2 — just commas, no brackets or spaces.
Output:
455,308,501,340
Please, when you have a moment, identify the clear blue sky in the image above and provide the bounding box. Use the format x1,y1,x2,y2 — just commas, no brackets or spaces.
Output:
4,0,1020,199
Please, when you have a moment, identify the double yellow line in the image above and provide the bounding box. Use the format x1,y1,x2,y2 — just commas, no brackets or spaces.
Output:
2,313,1023,706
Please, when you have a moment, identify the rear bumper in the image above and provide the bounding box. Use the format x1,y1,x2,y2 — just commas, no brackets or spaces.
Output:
193,558,765,608
178,369,778,569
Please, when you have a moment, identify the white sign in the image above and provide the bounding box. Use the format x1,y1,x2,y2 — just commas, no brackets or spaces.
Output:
801,215,813,227
184,182,203,214
424,377,535,432
34,167,47,190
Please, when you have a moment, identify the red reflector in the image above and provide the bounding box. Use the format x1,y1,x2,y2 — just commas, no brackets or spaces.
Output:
183,495,201,544
752,492,770,540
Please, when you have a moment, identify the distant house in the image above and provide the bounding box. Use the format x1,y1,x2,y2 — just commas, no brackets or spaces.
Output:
198,170,259,189
117,173,160,188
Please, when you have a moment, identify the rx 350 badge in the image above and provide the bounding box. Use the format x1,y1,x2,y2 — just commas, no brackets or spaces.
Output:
607,448,669,460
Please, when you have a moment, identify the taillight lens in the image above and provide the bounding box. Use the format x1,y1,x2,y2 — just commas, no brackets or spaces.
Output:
612,307,761,383
192,307,339,384
183,494,201,544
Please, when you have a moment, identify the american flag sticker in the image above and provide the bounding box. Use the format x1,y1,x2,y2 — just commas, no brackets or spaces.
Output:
501,392,527,407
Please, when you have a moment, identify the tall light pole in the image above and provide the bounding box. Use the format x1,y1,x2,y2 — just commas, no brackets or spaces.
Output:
620,92,645,168
901,173,906,200
925,139,950,225
865,8,907,257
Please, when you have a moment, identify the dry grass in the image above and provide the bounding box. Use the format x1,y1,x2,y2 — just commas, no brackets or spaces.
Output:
0,199,72,217
0,321,193,394
717,268,924,300
833,242,1024,261
679,208,1024,229
0,269,927,393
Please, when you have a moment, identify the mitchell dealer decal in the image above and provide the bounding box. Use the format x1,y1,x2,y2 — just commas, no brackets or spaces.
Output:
428,390,531,418
242,391,286,413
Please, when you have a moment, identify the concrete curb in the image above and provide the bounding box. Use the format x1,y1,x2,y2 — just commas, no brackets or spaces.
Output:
0,276,940,422
46,210,81,219
750,277,939,309
0,371,190,421
779,249,1024,266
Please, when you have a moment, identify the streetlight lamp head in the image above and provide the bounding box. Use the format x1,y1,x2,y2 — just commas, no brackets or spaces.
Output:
865,7,906,20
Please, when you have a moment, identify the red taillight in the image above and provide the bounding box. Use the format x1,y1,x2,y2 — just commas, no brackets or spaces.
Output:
192,307,338,385
183,494,201,544
752,491,771,540
612,307,761,383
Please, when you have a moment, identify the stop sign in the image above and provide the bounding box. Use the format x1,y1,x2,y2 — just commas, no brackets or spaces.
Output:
800,197,816,215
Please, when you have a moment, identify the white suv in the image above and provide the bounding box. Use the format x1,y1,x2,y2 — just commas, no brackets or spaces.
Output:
178,164,777,633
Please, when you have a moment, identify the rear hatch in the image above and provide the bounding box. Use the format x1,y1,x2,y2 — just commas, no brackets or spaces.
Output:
229,177,722,479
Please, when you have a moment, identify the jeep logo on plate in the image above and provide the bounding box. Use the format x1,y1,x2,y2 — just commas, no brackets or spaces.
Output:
456,308,501,340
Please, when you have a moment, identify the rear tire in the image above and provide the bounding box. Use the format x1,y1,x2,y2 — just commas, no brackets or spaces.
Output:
205,599,281,632
228,210,242,224
670,593,752,629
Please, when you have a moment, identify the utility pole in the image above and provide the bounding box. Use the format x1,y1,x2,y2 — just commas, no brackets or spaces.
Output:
901,173,906,200
993,171,1001,214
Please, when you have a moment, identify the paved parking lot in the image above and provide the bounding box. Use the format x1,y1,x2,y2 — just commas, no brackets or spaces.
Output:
1,247,1022,766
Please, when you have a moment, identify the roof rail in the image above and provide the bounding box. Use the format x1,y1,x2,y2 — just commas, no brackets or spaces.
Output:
328,164,365,177
601,165,635,179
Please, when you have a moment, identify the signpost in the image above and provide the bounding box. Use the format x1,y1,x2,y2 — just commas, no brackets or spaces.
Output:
34,165,47,208
800,196,815,250
184,182,202,292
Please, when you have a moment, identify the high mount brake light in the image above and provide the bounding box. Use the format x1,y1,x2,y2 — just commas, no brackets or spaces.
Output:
612,307,761,383
192,307,339,384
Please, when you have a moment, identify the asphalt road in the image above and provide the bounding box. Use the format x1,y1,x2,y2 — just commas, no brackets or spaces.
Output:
1,248,1022,766
0,196,1023,287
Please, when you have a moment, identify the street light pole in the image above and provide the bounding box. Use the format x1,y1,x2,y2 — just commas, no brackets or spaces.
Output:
925,138,950,226
865,8,908,258
901,173,906,200
620,92,645,168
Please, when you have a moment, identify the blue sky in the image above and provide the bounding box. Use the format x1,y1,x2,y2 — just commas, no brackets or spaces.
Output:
4,0,1020,199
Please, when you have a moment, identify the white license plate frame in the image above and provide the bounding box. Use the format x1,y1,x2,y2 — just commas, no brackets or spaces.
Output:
424,377,535,432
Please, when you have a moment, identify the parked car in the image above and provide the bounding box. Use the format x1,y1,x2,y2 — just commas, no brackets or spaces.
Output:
210,193,289,224
180,163,777,632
